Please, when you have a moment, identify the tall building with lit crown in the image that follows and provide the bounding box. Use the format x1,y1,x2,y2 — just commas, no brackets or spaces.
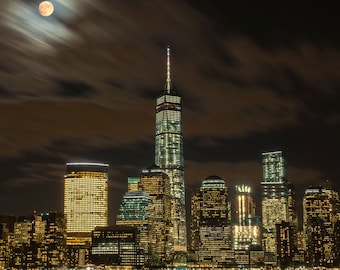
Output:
233,184,260,250
261,151,288,263
64,162,108,245
190,176,232,265
140,164,172,264
128,177,140,192
154,46,186,251
303,185,340,268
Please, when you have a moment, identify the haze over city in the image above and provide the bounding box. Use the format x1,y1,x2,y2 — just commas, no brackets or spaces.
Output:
0,0,339,222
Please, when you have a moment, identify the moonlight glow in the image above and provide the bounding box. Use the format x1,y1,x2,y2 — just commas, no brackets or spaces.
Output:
39,1,54,17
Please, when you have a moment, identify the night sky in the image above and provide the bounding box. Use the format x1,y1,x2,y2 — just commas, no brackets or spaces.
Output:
0,1,339,224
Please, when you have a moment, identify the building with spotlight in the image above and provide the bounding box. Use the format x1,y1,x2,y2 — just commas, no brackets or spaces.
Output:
154,46,187,252
261,151,289,264
63,162,109,266
232,184,260,251
190,176,232,265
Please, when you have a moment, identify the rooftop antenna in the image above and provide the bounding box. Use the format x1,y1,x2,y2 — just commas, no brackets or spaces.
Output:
165,45,171,93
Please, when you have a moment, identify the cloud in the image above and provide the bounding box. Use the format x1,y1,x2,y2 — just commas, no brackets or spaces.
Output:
0,100,154,157
56,80,94,98
185,160,262,189
0,1,83,52
1,1,339,143
0,0,339,216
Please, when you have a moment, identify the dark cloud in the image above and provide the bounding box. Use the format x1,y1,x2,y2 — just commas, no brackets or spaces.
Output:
0,0,339,219
0,86,14,99
56,80,94,98
188,2,340,47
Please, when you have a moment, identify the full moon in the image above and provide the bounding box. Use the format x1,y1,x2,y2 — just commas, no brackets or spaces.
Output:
39,1,54,17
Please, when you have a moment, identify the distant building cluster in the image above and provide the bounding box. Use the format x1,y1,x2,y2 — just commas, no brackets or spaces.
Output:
1,48,340,269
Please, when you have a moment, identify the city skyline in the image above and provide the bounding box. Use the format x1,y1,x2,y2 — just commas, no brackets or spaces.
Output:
0,0,339,221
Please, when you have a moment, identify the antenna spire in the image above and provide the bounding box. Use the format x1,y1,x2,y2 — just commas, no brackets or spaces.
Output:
166,45,171,93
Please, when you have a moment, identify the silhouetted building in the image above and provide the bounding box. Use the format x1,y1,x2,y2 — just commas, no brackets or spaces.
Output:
0,223,11,268
287,182,298,228
334,220,340,266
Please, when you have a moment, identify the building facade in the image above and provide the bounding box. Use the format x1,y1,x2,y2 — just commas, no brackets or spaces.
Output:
276,221,297,268
140,164,172,265
261,151,288,263
64,162,109,267
2,212,66,269
303,185,340,268
64,162,109,238
90,226,144,268
232,184,260,251
190,175,232,265
116,190,155,265
154,46,186,251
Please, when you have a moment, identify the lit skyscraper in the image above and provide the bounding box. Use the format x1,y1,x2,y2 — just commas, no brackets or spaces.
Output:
140,164,172,264
276,221,297,269
261,151,288,263
233,184,260,250
154,46,186,251
287,182,298,228
64,162,108,245
303,185,340,268
190,176,232,264
127,177,140,192
234,184,255,226
116,190,155,265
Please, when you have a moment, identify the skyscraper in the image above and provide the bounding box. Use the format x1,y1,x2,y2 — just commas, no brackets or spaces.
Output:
64,162,108,245
276,221,297,268
116,190,155,265
154,46,186,251
190,176,232,264
303,185,340,268
287,182,298,228
140,164,172,264
261,151,288,263
233,184,260,250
